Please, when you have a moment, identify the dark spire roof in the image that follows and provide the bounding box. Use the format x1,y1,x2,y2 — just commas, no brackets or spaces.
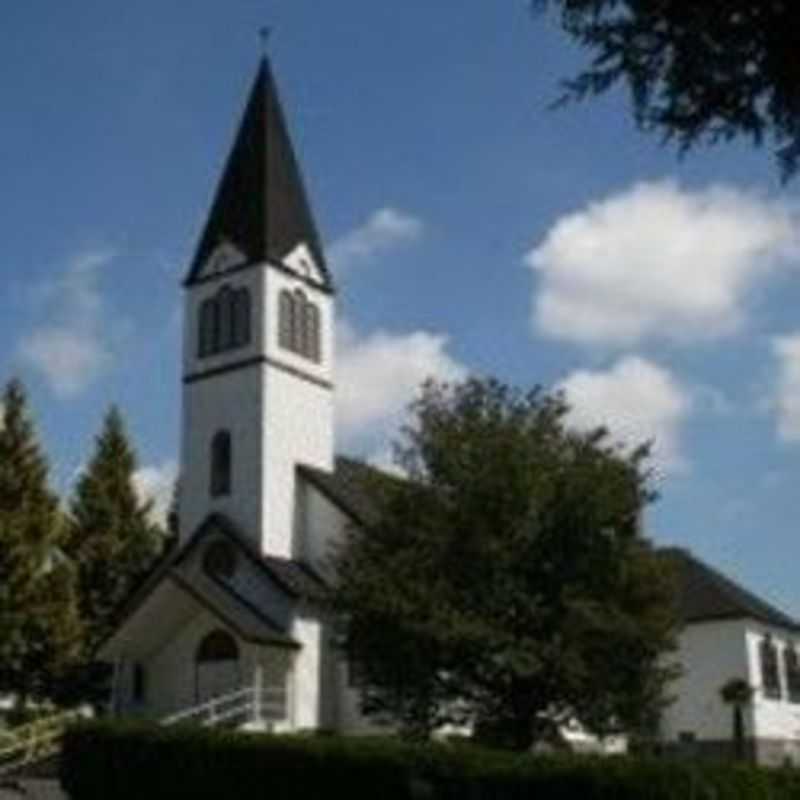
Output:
185,58,331,289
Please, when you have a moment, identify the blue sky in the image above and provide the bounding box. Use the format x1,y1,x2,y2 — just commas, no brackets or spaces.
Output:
4,2,800,615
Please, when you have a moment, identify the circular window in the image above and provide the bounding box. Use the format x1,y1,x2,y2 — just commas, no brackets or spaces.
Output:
203,540,237,579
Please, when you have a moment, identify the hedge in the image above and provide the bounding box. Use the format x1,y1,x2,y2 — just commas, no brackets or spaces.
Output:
60,721,800,800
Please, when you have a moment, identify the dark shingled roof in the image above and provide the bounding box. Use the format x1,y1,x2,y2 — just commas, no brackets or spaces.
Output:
184,58,331,289
298,455,386,525
169,568,298,648
663,547,800,631
302,462,800,634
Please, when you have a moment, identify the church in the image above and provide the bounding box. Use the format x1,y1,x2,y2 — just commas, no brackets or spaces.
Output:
99,56,374,733
100,58,800,762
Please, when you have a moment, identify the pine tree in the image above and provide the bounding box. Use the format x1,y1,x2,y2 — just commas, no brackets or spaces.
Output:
0,379,83,703
65,406,162,654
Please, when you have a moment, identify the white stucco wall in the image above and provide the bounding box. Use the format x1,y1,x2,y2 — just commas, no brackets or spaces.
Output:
295,481,352,578
291,614,323,729
180,261,334,559
661,619,750,742
146,610,240,719
744,625,800,743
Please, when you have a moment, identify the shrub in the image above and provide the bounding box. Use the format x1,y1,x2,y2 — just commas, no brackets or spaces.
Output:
60,722,800,800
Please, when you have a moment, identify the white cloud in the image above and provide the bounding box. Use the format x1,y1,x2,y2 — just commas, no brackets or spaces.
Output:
558,356,693,474
328,208,424,272
336,320,468,451
771,333,800,442
133,459,178,527
17,249,117,397
527,180,796,346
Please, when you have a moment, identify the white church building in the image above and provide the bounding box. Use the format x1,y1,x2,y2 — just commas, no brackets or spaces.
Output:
100,57,373,733
100,58,800,761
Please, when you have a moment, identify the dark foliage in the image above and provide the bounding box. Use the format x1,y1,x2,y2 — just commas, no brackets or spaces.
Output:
534,1,800,179
0,379,83,704
333,377,678,749
61,721,800,800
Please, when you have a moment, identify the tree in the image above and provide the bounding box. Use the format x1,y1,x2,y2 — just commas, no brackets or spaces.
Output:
0,379,83,705
719,677,754,761
533,1,800,179
333,377,679,750
65,406,162,656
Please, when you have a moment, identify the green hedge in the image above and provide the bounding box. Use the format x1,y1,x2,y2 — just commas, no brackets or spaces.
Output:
60,721,800,800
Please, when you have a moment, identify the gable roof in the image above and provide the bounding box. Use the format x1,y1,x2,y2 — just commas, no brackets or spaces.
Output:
169,569,297,648
299,455,388,526
102,511,328,654
663,547,800,631
301,460,800,634
184,58,331,290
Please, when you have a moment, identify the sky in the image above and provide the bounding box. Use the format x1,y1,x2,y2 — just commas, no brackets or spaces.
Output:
3,3,800,615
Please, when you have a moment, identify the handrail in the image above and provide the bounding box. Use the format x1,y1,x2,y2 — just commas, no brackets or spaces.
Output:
0,709,86,777
160,685,287,728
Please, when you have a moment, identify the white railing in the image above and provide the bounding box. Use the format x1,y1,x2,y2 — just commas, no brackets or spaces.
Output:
0,709,86,778
160,686,287,730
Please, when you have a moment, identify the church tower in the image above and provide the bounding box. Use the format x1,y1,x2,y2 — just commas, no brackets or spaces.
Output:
179,58,335,558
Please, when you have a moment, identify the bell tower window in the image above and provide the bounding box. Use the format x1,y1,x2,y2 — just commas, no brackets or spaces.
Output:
210,430,232,497
278,287,321,363
198,284,251,358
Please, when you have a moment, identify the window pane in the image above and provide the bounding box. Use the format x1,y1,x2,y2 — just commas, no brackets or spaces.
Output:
210,430,232,497
279,290,293,350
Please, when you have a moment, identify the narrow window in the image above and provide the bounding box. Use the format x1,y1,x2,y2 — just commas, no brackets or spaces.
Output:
785,646,800,704
198,298,215,357
760,636,782,699
232,288,251,348
132,663,146,703
279,289,294,350
210,430,232,497
292,290,306,354
304,302,321,363
217,286,235,351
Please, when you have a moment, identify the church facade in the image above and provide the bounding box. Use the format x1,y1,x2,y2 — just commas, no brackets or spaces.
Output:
99,58,373,733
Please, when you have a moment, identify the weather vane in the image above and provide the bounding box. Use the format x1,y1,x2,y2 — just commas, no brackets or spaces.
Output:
259,26,272,55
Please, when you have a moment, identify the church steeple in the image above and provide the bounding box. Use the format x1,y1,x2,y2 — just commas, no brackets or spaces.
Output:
185,58,332,290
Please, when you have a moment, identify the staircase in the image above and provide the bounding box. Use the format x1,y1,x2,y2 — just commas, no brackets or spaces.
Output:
0,685,286,785
160,685,288,731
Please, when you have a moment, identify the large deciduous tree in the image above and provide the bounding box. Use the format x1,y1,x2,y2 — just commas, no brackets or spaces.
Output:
0,379,83,704
333,377,678,750
65,406,162,655
533,1,800,179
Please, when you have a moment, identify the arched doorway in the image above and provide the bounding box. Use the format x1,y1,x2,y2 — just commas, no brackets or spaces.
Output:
195,629,241,704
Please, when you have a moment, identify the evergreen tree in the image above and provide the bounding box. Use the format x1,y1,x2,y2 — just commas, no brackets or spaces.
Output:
334,377,679,749
0,379,82,703
65,406,161,654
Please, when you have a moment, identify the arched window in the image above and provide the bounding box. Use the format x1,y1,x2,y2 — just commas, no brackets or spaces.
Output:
210,430,232,497
279,289,294,349
785,646,800,704
232,288,251,348
760,635,781,699
278,287,321,363
198,298,216,357
197,284,251,358
196,630,239,663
